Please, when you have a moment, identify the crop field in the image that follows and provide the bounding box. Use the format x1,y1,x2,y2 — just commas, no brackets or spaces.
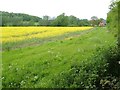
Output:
1,27,93,51
1,27,116,88
2,27,93,43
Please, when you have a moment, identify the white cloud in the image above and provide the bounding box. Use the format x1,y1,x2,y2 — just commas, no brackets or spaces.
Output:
0,0,111,19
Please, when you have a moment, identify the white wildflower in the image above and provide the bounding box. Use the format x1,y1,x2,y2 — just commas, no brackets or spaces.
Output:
118,61,120,64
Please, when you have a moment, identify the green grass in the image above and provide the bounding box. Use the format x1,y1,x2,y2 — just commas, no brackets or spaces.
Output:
2,27,116,88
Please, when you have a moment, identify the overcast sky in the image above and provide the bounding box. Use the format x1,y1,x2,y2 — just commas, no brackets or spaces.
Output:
1,0,112,20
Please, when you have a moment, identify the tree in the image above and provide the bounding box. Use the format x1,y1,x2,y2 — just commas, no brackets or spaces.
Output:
107,0,118,33
1,11,42,26
68,15,79,26
52,13,69,26
40,15,50,26
79,19,90,26
90,16,100,26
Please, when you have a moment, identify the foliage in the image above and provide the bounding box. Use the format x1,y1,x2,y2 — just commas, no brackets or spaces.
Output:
90,16,104,27
100,1,120,89
107,1,118,33
104,46,120,77
79,19,90,26
68,15,79,26
1,11,42,26
51,13,69,26
1,11,105,27
100,46,120,89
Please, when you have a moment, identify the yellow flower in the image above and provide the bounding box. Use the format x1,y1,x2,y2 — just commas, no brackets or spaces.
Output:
1,27,93,43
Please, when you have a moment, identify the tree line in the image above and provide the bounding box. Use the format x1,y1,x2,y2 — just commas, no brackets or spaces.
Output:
107,0,118,33
1,11,106,27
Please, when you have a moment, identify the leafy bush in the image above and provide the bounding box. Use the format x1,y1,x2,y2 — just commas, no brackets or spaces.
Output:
104,46,120,77
107,1,118,34
97,46,120,89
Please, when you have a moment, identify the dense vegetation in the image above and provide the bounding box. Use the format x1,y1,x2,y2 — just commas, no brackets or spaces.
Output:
1,11,42,26
107,1,118,33
1,11,104,27
100,0,120,89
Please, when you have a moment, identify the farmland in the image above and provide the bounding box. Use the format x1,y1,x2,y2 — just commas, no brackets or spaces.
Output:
2,27,93,43
2,27,116,88
1,27,92,51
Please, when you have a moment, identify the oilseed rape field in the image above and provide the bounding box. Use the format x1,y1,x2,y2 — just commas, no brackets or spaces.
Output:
1,27,116,88
2,27,93,43
1,27,93,51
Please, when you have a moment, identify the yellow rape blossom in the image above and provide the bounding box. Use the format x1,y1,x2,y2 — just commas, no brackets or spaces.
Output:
1,27,93,43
